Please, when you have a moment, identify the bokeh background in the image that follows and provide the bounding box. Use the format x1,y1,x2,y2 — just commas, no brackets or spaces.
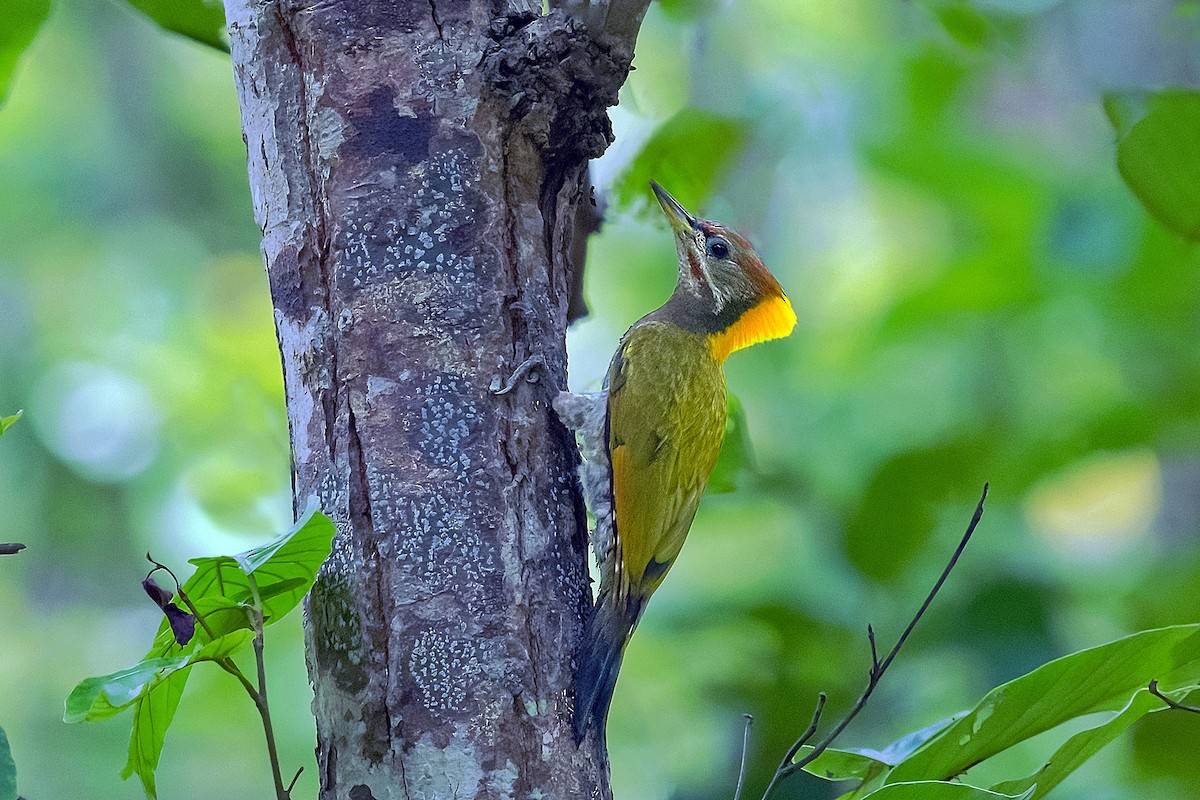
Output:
1,0,1199,798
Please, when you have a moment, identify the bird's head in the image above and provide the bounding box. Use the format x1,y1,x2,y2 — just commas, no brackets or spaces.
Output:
651,181,796,360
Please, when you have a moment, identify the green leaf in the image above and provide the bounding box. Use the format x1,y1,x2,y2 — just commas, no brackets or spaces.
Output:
0,724,15,800
65,656,191,723
179,508,336,628
862,782,1034,800
866,713,968,765
615,109,749,215
123,0,229,52
122,668,186,800
886,624,1200,784
709,393,754,494
1106,90,1200,241
989,686,1194,799
66,629,252,800
120,631,253,799
800,747,890,782
65,630,252,724
0,411,22,436
807,714,967,798
0,0,49,106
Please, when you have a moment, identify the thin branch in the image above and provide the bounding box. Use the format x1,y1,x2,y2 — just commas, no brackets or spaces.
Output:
1149,679,1200,714
760,694,826,800
781,693,828,768
759,483,989,800
286,767,304,795
733,715,754,800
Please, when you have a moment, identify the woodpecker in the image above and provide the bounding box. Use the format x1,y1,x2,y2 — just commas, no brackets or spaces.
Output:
557,182,797,744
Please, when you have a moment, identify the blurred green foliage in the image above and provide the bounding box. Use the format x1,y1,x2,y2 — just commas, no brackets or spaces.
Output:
0,0,50,105
0,0,1198,799
122,0,228,52
1106,90,1200,242
0,412,19,437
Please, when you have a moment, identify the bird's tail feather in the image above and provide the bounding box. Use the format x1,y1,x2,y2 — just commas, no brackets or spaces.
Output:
573,594,639,744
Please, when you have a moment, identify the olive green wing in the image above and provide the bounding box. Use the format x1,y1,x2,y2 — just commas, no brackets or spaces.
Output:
606,324,726,600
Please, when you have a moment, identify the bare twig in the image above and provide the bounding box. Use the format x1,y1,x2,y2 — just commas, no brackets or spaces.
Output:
756,483,989,800
733,715,754,800
1149,679,1200,714
286,767,304,795
760,693,826,800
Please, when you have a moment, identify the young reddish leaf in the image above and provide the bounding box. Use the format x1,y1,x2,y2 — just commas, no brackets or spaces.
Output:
141,577,195,646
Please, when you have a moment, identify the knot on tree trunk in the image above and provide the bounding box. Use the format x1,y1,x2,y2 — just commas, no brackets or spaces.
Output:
483,10,631,170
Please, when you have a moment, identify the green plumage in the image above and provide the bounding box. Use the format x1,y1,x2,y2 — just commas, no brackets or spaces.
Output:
573,318,727,742
607,320,727,599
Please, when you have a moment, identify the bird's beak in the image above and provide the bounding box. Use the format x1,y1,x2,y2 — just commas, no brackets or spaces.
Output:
650,181,697,236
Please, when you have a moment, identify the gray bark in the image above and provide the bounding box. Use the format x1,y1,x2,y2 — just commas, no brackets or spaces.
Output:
222,1,648,798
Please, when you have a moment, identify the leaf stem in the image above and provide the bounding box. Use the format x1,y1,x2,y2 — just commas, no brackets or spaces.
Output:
245,572,290,800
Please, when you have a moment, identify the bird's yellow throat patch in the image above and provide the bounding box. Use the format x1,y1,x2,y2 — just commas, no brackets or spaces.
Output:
708,294,797,362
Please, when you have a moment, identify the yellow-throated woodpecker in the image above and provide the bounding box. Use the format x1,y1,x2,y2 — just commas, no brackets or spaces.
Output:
557,182,797,743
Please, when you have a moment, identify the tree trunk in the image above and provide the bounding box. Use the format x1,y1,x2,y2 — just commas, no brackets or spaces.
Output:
222,0,647,797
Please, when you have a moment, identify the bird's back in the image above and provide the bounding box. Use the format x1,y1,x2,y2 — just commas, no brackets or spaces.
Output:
604,319,728,603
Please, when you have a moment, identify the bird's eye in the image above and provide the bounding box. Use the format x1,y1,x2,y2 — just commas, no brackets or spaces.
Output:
708,238,730,260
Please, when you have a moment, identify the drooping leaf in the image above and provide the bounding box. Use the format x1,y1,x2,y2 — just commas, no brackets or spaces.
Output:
989,686,1194,800
119,631,254,800
0,0,49,106
121,668,186,800
885,624,1200,784
122,0,229,53
615,109,749,215
0,411,22,436
0,724,14,800
1106,90,1200,241
64,630,252,724
861,782,1034,800
65,657,191,723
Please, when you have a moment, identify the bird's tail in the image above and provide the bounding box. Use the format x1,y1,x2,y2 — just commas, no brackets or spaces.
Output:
573,592,641,744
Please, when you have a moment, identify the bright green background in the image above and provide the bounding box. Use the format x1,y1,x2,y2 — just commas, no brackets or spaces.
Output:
1,0,1199,798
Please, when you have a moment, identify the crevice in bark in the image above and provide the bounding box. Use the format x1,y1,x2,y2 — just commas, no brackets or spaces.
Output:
428,0,445,42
